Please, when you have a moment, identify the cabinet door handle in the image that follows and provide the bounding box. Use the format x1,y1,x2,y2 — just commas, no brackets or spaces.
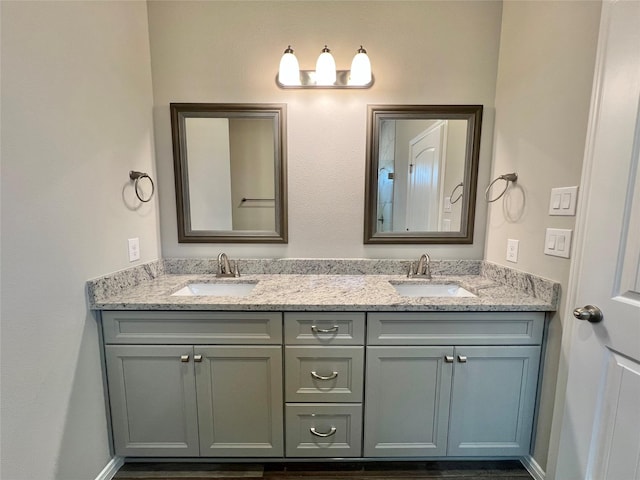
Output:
310,426,337,438
310,371,338,381
180,355,189,362
457,355,468,363
444,355,454,363
194,354,203,362
311,325,339,334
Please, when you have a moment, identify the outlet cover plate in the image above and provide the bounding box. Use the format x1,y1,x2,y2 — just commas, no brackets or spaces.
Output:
506,239,519,263
128,238,140,262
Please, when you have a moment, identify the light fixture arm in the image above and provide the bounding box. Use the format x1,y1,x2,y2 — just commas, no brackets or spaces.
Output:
276,70,375,89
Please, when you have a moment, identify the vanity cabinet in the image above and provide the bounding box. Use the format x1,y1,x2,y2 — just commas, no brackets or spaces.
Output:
102,311,284,457
101,309,545,460
364,312,544,458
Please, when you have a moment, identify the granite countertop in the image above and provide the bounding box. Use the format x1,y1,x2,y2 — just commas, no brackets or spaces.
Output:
87,259,559,312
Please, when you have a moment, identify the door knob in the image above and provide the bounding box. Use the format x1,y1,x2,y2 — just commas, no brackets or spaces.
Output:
573,305,603,323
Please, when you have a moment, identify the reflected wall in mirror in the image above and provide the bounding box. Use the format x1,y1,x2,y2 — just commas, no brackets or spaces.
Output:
171,103,287,243
364,105,482,244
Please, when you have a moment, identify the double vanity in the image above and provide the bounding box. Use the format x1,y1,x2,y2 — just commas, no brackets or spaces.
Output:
88,258,558,462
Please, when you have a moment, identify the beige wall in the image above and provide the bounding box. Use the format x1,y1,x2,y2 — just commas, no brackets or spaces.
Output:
229,118,276,231
148,0,502,259
486,0,601,471
443,120,467,231
0,2,159,479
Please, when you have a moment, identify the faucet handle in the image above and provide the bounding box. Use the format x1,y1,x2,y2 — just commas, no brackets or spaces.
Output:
233,261,240,278
407,262,415,278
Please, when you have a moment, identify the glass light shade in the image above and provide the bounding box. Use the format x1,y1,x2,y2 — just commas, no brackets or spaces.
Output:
349,46,372,86
278,46,300,86
315,45,336,86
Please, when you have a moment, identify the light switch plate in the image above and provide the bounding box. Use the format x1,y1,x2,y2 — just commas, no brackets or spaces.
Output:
128,237,140,262
544,228,572,258
506,239,519,263
549,186,578,216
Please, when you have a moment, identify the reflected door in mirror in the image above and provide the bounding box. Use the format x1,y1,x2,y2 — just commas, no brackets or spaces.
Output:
365,105,482,244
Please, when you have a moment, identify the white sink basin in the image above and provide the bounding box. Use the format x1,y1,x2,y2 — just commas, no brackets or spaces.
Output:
171,282,256,297
392,283,476,298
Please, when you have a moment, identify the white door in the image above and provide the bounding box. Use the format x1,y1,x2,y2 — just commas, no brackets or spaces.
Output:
406,121,447,231
556,1,640,479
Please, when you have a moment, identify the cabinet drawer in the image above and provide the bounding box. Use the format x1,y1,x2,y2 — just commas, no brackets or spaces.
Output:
367,312,545,345
284,313,365,345
285,403,362,457
102,311,282,344
285,346,364,402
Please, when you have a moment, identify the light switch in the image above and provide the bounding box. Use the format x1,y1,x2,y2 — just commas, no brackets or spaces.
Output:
549,186,578,216
544,228,572,258
557,235,566,251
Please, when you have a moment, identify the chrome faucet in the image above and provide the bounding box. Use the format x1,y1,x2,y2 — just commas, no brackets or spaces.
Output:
216,253,240,277
415,253,432,279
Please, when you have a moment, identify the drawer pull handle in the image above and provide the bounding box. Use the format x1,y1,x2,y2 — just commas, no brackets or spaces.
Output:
310,371,338,381
458,355,468,363
180,355,189,362
444,355,454,363
311,325,339,334
310,426,337,438
194,354,203,362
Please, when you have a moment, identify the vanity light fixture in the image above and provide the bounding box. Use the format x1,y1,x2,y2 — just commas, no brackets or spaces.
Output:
276,44,374,89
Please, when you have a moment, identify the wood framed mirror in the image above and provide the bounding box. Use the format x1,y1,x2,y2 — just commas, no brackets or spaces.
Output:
364,104,482,244
171,103,287,243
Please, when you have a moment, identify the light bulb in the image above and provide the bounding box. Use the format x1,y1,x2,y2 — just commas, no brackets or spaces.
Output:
349,45,372,86
278,45,300,86
315,45,336,86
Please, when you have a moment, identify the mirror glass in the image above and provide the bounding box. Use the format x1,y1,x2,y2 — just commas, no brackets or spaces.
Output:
171,103,287,243
364,105,482,244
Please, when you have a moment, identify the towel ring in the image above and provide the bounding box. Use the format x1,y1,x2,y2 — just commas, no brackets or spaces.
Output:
485,173,517,203
450,182,464,204
129,171,155,203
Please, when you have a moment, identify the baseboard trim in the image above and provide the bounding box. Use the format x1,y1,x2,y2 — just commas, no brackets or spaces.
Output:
521,455,545,480
95,456,124,480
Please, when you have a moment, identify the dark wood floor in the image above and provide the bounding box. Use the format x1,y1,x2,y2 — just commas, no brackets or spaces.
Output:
114,461,534,480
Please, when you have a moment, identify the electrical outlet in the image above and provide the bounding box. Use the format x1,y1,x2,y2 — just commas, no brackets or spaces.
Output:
443,196,452,213
506,239,519,263
128,238,140,262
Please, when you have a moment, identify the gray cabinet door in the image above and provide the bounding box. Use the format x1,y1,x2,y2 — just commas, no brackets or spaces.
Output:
195,345,284,457
105,345,200,456
447,346,541,456
363,346,453,457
